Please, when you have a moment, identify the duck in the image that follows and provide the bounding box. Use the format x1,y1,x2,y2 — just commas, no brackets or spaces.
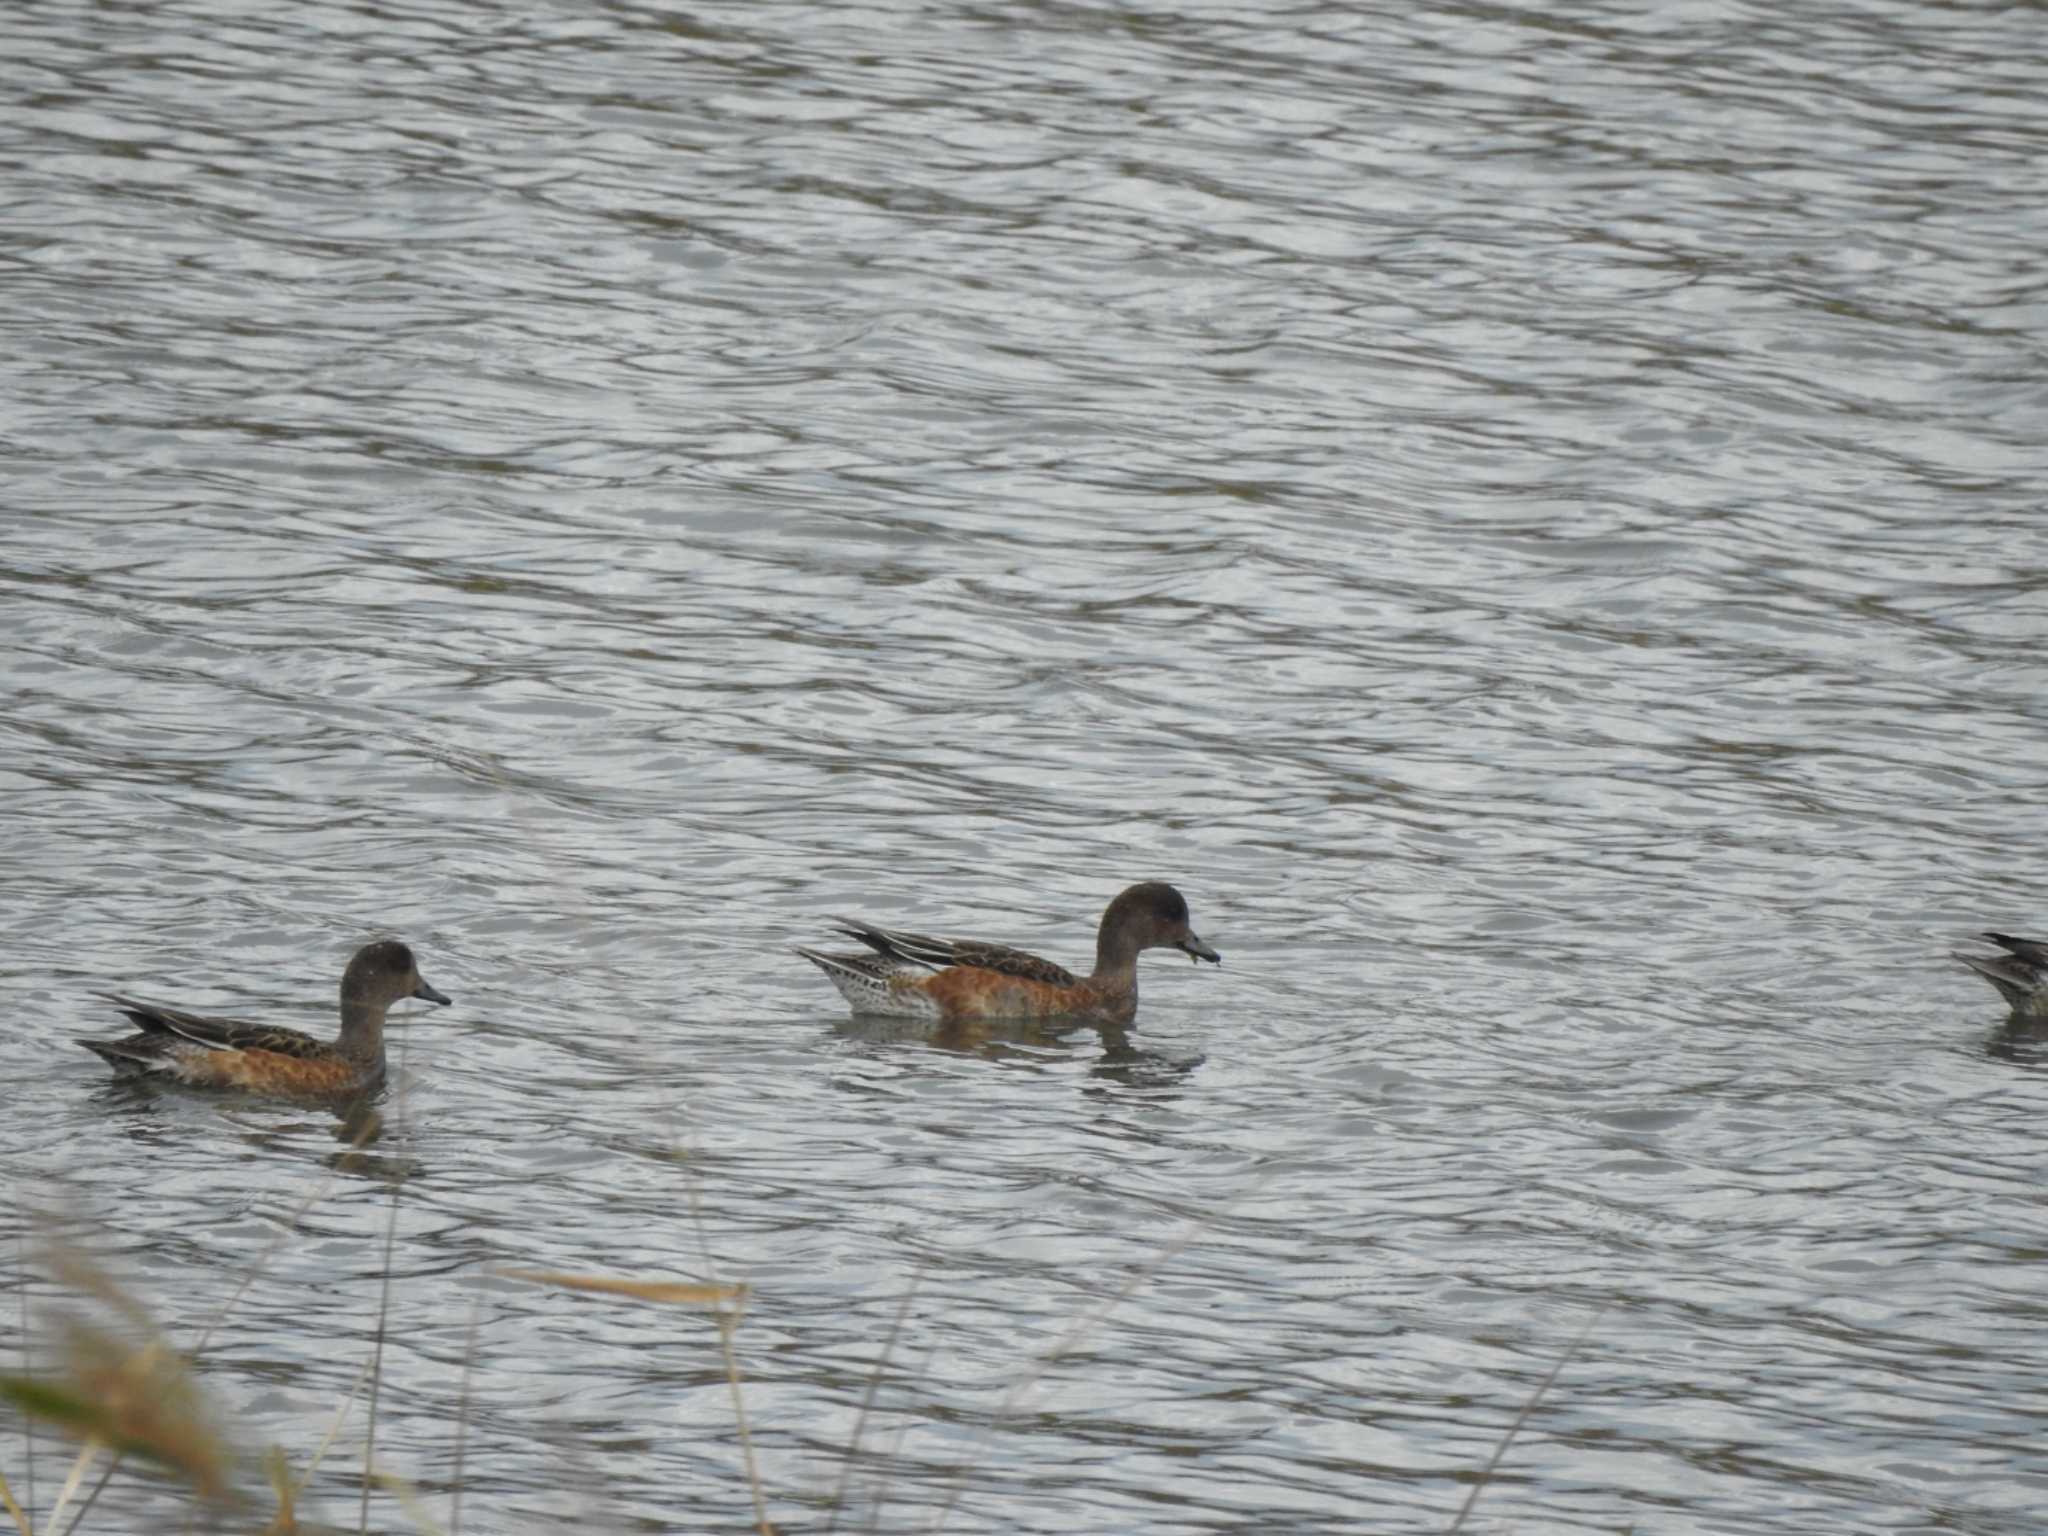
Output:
80,938,451,1096
1955,933,2048,1021
798,881,1219,1025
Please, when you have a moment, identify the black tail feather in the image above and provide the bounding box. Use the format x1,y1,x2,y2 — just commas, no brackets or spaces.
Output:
79,1037,164,1072
1985,933,2048,967
1956,935,2048,1013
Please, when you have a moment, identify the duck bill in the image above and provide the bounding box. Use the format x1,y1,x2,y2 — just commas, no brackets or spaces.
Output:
412,978,453,1006
1178,934,1221,965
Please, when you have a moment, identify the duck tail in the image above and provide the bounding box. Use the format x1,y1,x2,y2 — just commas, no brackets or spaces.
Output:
1954,933,2048,1012
78,1037,170,1073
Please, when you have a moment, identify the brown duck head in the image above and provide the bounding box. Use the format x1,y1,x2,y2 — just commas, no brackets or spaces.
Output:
1094,882,1221,976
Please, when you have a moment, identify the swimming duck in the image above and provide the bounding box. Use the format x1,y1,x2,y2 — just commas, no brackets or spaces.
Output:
81,938,450,1096
798,881,1219,1025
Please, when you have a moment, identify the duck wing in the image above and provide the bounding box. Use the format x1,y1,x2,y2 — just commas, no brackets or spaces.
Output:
826,920,1080,987
1985,933,2048,969
94,994,333,1059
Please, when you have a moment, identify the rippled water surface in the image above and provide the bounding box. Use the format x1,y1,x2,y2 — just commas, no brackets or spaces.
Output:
5,0,2047,1530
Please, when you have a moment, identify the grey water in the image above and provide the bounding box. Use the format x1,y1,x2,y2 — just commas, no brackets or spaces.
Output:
4,0,2046,1530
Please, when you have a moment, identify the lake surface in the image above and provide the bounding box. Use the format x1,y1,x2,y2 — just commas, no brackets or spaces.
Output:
4,0,2046,1531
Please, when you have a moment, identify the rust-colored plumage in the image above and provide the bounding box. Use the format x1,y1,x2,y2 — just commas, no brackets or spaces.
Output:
798,881,1220,1025
81,938,451,1099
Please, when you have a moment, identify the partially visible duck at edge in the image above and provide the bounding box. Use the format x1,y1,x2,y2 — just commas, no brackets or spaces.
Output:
80,939,451,1097
797,880,1220,1025
1955,933,2048,1022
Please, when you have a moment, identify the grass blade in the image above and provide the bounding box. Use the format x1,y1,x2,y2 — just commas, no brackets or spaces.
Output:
0,1469,30,1536
1446,1301,1608,1535
42,1440,100,1536
359,1167,405,1536
494,1271,743,1307
825,1268,923,1536
928,1216,1211,1534
449,1292,480,1536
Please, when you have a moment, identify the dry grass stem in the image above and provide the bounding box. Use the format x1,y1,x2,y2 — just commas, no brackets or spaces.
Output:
4,1304,232,1514
928,1217,1210,1534
148,1105,382,1365
17,1232,36,1527
50,1448,121,1536
372,1467,446,1536
679,1159,773,1536
495,1265,763,1528
259,1445,296,1535
494,1271,744,1308
42,1440,100,1536
289,1342,377,1511
40,1253,153,1337
825,1268,924,1536
359,1164,405,1536
0,1469,30,1536
1446,1300,1609,1536
449,1292,481,1536
712,1306,773,1536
